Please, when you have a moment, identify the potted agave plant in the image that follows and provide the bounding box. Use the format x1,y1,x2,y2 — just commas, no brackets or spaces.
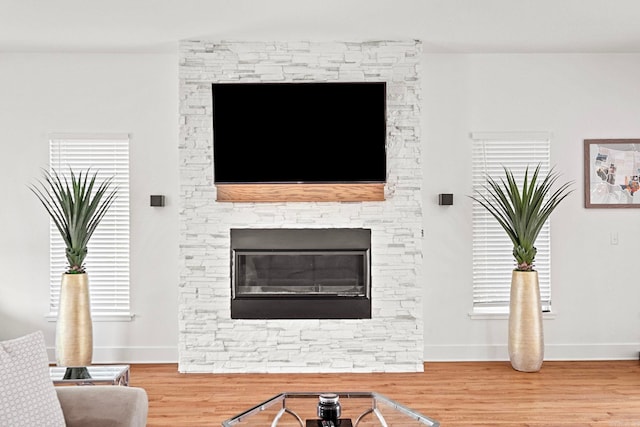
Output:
30,168,117,379
471,164,573,372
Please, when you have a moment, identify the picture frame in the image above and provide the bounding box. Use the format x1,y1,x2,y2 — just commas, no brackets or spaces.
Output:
584,139,640,208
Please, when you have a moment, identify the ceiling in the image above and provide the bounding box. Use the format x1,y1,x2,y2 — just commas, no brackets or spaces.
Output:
3,0,640,54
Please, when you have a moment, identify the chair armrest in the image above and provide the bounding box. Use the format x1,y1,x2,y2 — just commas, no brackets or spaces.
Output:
56,386,148,427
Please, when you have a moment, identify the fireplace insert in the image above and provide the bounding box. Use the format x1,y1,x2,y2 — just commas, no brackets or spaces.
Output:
230,228,372,319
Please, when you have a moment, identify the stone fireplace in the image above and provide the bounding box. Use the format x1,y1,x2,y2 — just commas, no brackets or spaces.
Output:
178,40,423,373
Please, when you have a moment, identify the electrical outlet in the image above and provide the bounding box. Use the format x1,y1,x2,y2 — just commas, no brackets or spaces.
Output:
610,232,619,245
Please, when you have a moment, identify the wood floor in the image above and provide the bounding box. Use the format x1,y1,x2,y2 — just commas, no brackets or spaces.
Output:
130,361,640,426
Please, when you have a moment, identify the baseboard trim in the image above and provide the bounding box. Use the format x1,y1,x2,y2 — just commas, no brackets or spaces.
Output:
47,346,178,364
424,343,640,362
45,344,639,365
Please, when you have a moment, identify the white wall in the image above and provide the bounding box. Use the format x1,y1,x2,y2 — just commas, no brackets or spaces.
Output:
0,53,179,362
423,53,640,361
2,50,639,363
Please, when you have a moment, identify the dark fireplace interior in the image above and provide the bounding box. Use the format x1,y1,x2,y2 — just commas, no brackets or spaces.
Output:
231,228,372,319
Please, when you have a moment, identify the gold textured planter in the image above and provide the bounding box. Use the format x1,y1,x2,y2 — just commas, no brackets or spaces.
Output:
56,273,93,367
508,270,544,372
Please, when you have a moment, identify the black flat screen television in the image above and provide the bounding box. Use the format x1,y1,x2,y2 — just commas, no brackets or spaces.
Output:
211,82,387,184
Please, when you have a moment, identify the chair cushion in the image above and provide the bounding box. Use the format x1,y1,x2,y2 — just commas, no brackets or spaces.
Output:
0,331,65,426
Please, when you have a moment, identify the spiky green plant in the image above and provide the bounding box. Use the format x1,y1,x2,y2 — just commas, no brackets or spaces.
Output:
471,164,573,271
30,169,117,274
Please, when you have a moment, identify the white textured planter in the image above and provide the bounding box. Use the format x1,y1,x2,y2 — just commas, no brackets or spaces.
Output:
508,270,544,372
56,273,93,367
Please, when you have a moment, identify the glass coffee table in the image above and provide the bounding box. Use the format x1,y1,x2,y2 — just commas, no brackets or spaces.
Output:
222,392,439,427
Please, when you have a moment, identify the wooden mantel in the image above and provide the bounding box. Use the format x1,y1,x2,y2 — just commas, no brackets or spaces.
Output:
215,183,385,202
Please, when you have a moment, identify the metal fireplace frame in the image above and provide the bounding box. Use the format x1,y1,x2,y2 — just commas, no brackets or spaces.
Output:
230,228,372,319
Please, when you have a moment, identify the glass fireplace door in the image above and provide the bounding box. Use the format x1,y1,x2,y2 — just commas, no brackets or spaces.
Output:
233,250,369,298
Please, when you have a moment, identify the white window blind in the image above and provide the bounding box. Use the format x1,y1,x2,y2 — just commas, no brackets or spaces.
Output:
49,133,131,319
471,132,552,313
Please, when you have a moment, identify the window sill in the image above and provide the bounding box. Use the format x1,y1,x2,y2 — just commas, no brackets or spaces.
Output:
468,310,556,320
46,313,135,322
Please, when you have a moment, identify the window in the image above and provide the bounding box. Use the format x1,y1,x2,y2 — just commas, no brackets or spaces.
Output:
471,132,552,314
48,133,131,320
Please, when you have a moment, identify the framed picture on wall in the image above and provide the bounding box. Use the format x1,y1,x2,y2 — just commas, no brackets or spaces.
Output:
584,139,640,208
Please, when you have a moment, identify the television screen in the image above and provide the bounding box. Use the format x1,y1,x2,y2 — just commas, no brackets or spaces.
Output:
211,82,387,184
